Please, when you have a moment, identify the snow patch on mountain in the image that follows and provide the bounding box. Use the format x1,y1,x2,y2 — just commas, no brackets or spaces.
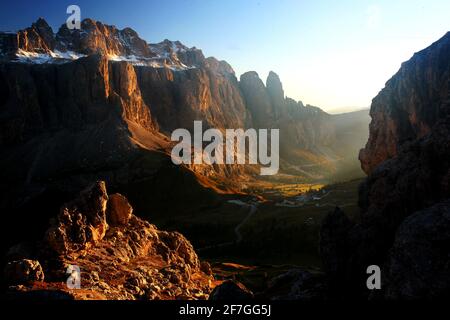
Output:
107,53,194,70
15,49,87,64
14,48,194,70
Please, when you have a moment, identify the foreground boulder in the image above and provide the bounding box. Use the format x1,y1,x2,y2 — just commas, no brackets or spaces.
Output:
45,181,109,254
4,259,45,284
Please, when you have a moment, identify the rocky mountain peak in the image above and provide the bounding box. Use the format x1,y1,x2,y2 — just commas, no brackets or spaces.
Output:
0,18,205,69
31,17,53,33
266,71,285,107
239,71,273,127
55,18,154,58
205,57,235,76
80,18,98,29
240,70,262,82
15,17,56,54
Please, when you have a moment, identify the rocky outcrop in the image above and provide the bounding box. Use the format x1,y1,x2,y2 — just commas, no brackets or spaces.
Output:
321,32,450,300
4,259,45,285
5,181,213,300
45,181,109,254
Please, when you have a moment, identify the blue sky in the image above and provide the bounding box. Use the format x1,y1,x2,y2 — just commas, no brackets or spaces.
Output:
1,0,449,112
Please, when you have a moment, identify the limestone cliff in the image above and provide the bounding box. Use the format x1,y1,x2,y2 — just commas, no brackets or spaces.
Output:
321,32,450,300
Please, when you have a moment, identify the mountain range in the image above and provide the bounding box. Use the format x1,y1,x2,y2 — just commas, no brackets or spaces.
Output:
0,18,369,246
4,18,448,301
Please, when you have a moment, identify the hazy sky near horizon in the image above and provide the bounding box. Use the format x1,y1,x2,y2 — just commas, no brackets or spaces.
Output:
1,0,449,112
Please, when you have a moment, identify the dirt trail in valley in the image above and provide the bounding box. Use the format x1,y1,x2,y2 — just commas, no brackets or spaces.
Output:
197,203,258,251
234,204,257,243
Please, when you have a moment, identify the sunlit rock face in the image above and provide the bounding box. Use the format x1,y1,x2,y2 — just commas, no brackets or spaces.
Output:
56,18,155,58
17,18,56,54
360,32,450,175
46,181,109,254
134,62,251,134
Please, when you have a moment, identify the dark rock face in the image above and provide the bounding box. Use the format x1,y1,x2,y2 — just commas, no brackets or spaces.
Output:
319,207,353,292
386,200,450,299
4,259,45,285
209,280,254,300
266,71,284,112
264,269,327,300
240,71,275,128
322,117,450,299
321,32,450,300
360,32,450,174
106,193,133,226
